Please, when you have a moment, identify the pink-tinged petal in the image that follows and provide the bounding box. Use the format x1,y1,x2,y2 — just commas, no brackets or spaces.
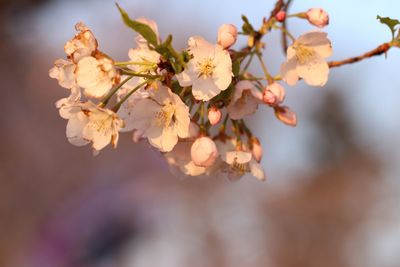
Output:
192,77,221,101
225,151,252,165
66,116,89,146
296,56,329,86
147,125,178,152
250,160,266,181
280,57,299,86
274,106,297,127
130,99,160,131
297,31,332,58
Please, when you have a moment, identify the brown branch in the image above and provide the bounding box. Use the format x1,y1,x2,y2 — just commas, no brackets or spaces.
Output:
328,42,392,68
281,0,293,53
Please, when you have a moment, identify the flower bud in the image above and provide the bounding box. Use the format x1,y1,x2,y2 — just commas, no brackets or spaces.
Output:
306,8,329,28
263,82,286,106
208,107,222,125
250,137,263,162
191,137,219,167
275,10,286,22
217,24,238,49
274,106,297,127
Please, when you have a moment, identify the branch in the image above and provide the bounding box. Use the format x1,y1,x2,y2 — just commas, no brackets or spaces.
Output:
328,42,392,68
281,0,293,53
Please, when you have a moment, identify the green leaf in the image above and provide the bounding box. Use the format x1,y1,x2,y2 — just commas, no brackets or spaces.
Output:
116,3,158,46
232,59,241,77
377,15,400,40
241,15,255,35
155,35,185,73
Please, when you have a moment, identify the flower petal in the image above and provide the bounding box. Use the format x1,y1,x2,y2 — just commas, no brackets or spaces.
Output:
296,55,329,86
280,57,299,86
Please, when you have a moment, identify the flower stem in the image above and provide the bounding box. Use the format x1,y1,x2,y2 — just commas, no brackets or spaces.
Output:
99,76,133,108
256,52,274,84
111,80,149,112
114,61,157,67
119,69,162,79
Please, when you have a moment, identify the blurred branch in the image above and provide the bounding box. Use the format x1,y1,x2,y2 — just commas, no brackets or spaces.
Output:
281,0,293,53
328,42,392,68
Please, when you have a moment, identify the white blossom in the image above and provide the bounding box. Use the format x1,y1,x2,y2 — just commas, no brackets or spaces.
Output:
116,77,149,132
177,36,232,101
76,56,118,99
217,138,265,181
227,80,262,120
191,137,219,167
129,84,190,152
49,59,76,89
59,101,123,152
64,22,98,63
281,31,332,86
165,140,208,177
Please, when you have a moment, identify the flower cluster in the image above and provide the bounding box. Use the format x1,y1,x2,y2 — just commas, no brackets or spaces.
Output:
49,5,333,181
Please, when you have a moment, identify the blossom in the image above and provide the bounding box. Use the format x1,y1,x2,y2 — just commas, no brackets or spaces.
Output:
217,24,238,49
280,31,332,86
128,45,160,74
59,101,123,152
176,36,233,101
208,107,222,125
116,79,149,133
49,59,76,89
306,8,329,28
164,140,207,177
191,137,219,167
64,22,98,63
129,84,190,152
227,80,262,120
262,82,286,106
217,138,265,181
76,55,118,99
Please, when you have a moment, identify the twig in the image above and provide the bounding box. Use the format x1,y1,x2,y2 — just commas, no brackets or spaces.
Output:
281,0,293,53
328,42,392,68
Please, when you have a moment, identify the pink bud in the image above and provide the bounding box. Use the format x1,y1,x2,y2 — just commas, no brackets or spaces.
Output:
208,107,222,125
263,82,286,106
306,8,329,28
217,24,238,49
132,129,144,143
191,137,219,167
275,10,286,22
251,137,263,162
275,106,297,127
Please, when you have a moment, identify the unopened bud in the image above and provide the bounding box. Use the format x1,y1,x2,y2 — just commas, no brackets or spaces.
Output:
275,10,286,22
306,8,329,28
208,107,222,125
191,137,219,167
274,106,297,127
263,82,286,106
251,137,263,162
217,24,238,49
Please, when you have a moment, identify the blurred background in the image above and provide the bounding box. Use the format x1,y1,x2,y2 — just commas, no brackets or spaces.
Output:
1,0,400,266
